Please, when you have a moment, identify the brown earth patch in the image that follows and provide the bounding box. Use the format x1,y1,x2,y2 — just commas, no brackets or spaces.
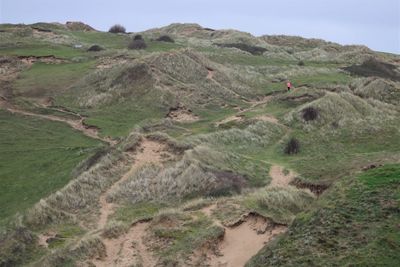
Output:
268,165,296,188
208,214,287,267
290,177,329,196
167,104,199,122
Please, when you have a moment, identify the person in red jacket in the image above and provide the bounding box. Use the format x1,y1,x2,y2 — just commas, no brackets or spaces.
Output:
286,81,292,92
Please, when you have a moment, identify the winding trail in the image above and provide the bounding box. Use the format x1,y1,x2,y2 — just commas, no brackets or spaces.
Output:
1,101,115,145
94,140,167,267
200,205,287,267
268,165,296,188
97,140,166,230
215,96,273,126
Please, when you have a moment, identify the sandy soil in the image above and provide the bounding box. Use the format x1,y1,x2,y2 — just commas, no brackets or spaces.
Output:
199,204,287,267
167,108,199,122
207,69,214,79
93,222,155,267
268,165,296,188
97,140,167,229
93,140,168,266
254,115,279,124
209,217,286,267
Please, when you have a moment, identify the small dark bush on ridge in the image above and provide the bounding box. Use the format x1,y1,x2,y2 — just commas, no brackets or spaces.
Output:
109,24,126,33
302,107,318,121
133,34,143,40
156,35,174,43
87,45,104,52
285,138,300,155
128,37,147,50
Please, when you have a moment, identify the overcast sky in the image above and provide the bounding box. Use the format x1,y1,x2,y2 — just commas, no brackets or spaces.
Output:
1,0,399,53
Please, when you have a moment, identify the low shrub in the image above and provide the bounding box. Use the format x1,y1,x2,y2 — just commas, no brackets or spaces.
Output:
298,60,305,66
301,106,318,121
133,34,143,40
156,35,175,43
128,38,147,50
284,138,300,155
87,45,104,52
108,24,126,33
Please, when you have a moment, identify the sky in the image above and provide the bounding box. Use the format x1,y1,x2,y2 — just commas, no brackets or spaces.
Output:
0,0,399,53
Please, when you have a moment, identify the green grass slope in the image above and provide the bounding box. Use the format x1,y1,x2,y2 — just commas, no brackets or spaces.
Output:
247,164,400,267
0,111,102,223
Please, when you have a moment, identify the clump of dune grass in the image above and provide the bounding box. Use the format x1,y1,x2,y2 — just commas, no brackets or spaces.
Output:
38,235,106,266
102,220,128,239
243,187,315,224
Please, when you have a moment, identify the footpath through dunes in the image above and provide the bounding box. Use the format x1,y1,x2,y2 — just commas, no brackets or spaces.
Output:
202,165,298,266
268,165,296,188
93,139,170,267
199,204,286,267
0,100,115,145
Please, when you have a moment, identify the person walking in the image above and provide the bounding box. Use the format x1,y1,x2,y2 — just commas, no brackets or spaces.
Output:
286,81,292,92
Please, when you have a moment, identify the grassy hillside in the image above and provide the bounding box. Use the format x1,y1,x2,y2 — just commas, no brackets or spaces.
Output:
247,164,400,266
0,22,399,266
0,111,102,224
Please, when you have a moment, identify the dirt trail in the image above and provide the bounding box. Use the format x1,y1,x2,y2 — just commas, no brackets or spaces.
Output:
1,104,114,145
216,96,274,127
94,140,168,267
207,68,214,79
94,222,155,267
200,205,287,267
97,140,166,229
268,165,296,188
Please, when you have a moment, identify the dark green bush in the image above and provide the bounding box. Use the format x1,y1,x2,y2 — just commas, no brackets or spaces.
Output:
156,35,174,43
108,24,126,33
284,138,300,155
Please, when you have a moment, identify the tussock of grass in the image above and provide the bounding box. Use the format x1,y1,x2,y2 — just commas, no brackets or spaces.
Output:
151,211,224,265
38,235,106,266
243,187,314,224
102,220,128,239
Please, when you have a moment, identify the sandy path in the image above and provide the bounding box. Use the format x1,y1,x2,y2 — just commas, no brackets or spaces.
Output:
210,219,286,267
2,105,115,145
93,140,166,267
200,204,287,267
207,69,214,79
97,140,166,229
268,165,296,188
216,96,273,127
94,222,155,267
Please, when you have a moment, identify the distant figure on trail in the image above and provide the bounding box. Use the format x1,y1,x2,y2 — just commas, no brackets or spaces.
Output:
286,81,292,92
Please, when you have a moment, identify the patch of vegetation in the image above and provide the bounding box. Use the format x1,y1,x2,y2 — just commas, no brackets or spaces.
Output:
0,44,85,59
13,61,95,97
87,44,104,52
128,35,147,50
247,164,400,266
152,211,224,264
156,35,175,43
113,202,166,224
343,58,400,81
242,187,314,224
284,138,300,155
301,106,318,121
0,111,102,223
108,24,126,33
216,43,267,55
